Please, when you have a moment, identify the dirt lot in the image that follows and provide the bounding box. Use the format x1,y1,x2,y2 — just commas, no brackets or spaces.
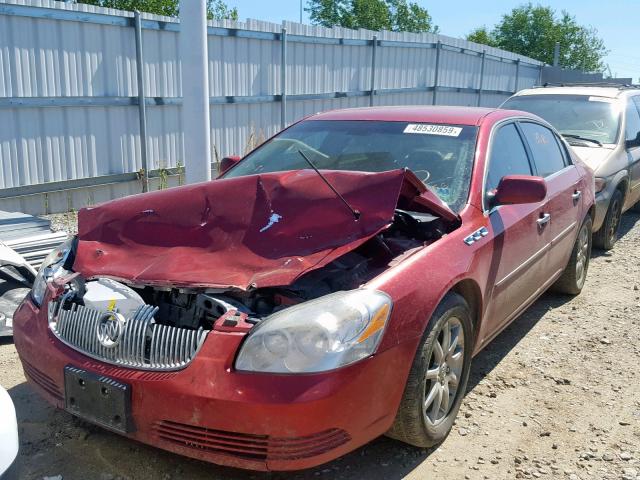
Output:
1,211,639,480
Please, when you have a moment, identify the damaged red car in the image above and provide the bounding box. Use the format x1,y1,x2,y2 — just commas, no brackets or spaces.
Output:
14,106,595,471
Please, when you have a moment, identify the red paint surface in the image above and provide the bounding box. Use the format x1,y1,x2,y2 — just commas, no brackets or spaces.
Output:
494,175,547,205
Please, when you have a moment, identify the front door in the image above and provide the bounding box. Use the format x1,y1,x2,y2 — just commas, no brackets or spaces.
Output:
480,122,551,342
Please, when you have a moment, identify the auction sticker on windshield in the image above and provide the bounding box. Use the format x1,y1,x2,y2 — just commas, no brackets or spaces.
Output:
404,124,462,136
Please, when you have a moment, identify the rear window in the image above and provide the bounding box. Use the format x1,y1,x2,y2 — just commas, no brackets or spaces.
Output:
502,94,621,144
520,122,567,177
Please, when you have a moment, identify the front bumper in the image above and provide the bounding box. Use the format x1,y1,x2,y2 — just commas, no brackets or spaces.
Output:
13,297,416,471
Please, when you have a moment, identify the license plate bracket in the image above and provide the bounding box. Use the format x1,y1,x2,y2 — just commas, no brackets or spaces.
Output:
64,365,134,433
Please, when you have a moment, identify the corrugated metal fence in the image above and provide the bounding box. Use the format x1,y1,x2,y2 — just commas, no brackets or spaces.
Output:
0,0,543,215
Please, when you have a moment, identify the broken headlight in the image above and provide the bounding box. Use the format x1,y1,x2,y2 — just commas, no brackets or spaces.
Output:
31,237,74,307
235,289,392,373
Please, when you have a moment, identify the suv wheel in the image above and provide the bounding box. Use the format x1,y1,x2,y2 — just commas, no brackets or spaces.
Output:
594,189,623,250
386,293,472,448
552,216,592,295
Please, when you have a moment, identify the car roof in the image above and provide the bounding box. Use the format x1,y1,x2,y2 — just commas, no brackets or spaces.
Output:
512,86,626,99
309,106,510,126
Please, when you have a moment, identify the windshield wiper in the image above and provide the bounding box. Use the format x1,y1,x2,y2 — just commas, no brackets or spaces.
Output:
561,133,603,147
297,149,361,221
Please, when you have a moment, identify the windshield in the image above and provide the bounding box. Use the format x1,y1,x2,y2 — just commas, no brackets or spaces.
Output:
223,120,478,212
502,94,621,145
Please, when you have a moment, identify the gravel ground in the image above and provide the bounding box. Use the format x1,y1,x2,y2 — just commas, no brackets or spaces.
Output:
1,211,639,480
42,211,78,235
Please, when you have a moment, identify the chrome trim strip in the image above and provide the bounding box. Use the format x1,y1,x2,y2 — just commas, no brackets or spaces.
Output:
481,267,563,347
551,221,577,245
495,242,551,288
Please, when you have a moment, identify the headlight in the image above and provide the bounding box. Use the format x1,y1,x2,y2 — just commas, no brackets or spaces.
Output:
235,289,392,374
595,177,607,194
31,237,74,306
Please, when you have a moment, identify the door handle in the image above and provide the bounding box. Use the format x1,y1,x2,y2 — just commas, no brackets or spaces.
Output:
537,213,551,227
572,190,582,203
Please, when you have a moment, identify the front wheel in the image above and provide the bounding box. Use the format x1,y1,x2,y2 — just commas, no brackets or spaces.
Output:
552,216,592,295
594,189,623,250
386,293,473,448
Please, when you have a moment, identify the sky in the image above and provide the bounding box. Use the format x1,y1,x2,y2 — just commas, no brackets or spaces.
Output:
225,0,640,81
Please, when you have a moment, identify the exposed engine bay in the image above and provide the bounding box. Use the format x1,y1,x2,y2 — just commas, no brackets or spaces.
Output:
64,209,447,331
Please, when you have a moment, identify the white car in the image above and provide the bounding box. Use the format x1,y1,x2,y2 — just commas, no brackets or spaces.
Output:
0,386,18,477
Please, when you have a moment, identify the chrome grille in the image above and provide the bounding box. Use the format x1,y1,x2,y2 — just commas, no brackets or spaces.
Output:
48,300,209,371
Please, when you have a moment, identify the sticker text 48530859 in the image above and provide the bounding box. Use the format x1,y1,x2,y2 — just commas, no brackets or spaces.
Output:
403,124,463,137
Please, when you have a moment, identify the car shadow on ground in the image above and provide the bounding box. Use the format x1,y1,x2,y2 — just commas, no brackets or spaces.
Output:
591,210,639,259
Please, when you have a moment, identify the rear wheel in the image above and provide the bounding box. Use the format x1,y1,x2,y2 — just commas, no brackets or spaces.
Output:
594,189,623,250
386,293,473,448
552,216,592,295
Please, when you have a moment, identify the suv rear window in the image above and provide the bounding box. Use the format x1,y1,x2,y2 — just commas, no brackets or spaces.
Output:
502,94,621,144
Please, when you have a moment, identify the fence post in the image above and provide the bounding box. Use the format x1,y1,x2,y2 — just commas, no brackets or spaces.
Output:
432,40,441,105
369,35,377,107
134,11,149,192
477,49,486,107
514,58,520,93
280,27,287,130
537,63,543,86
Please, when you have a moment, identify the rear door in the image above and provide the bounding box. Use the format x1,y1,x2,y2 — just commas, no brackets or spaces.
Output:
519,121,582,278
481,122,551,340
627,97,640,207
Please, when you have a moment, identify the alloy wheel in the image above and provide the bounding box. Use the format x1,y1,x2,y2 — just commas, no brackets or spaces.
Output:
423,317,465,426
575,224,590,287
608,197,622,245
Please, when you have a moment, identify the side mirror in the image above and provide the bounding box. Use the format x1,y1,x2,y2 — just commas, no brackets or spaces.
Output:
625,131,640,149
219,155,241,175
492,175,547,206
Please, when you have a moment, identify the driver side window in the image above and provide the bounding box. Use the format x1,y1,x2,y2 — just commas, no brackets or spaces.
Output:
486,123,533,194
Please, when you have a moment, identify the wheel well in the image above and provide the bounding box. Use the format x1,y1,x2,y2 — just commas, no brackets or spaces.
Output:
588,204,596,223
616,179,629,202
450,279,482,343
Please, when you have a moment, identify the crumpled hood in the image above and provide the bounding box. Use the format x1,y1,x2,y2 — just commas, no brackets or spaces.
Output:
570,146,615,171
73,169,457,290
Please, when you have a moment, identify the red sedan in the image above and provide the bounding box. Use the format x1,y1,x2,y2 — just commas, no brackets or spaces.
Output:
14,106,594,471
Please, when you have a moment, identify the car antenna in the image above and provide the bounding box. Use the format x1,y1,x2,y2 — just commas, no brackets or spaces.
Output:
297,149,361,221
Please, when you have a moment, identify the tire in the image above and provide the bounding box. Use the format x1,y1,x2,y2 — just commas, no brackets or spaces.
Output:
593,189,623,250
632,200,640,213
386,293,473,448
552,216,593,295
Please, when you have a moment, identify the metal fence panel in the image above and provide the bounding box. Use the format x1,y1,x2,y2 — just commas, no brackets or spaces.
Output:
0,0,543,214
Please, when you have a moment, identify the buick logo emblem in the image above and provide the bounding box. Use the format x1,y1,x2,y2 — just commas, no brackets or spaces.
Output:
96,312,125,348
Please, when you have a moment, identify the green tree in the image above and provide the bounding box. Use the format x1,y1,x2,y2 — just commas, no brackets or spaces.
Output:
466,26,496,47
466,4,607,72
78,0,239,20
307,0,438,33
